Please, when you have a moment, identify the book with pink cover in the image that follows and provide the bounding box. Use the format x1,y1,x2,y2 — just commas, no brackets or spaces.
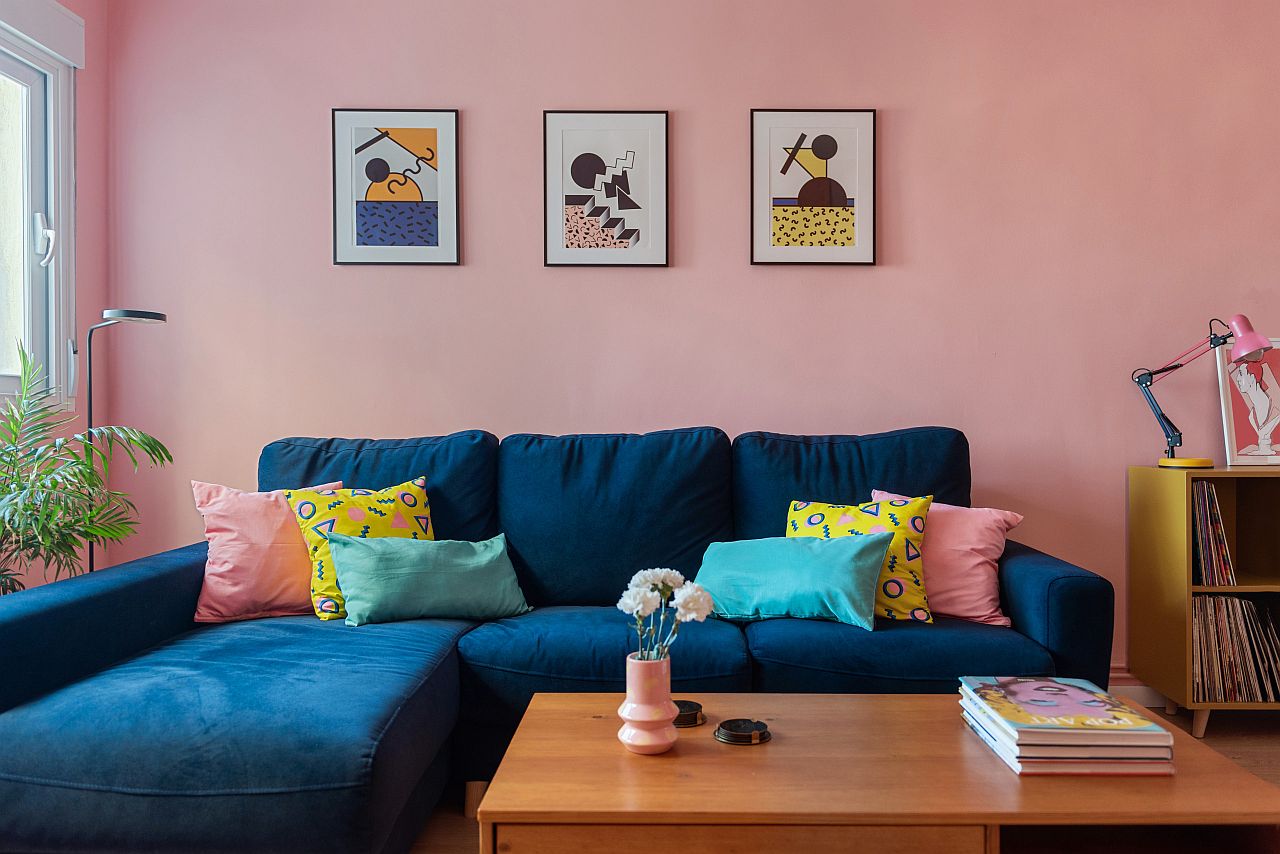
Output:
959,676,1173,747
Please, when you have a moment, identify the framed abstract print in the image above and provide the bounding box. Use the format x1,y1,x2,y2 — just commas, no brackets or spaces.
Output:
1217,339,1280,465
544,111,668,266
332,109,459,265
751,109,875,265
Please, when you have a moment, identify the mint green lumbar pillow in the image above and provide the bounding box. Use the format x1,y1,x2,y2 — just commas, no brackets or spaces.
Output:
329,533,531,627
693,534,893,630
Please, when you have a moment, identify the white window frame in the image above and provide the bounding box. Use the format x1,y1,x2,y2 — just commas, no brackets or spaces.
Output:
0,0,82,406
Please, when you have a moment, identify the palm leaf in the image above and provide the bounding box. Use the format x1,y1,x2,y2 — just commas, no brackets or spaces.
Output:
0,342,172,591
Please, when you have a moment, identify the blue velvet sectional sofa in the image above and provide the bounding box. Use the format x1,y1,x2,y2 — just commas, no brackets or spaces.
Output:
0,426,1114,853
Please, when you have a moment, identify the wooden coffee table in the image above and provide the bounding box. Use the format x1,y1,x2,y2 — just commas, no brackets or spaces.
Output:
477,693,1280,853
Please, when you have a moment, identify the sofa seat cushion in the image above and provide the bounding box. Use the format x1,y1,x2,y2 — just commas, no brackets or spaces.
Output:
746,616,1055,693
0,616,472,854
457,605,751,729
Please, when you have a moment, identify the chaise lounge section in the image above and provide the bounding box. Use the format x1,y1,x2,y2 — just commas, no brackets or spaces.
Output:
0,426,1114,853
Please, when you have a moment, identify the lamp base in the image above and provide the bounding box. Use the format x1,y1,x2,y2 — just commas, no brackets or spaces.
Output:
1158,457,1215,469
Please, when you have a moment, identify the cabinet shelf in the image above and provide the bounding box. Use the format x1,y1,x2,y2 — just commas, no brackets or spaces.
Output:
1128,466,1280,737
1192,570,1280,592
1193,583,1280,593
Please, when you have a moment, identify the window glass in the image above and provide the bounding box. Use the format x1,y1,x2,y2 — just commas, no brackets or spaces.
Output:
0,70,24,376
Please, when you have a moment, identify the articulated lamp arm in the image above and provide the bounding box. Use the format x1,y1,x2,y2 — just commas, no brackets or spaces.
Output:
1131,367,1183,458
1130,315,1271,467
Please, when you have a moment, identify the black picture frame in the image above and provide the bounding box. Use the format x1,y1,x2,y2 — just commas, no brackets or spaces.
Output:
750,108,876,265
544,110,670,267
332,108,461,266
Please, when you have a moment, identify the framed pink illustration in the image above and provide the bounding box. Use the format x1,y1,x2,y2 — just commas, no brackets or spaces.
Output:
1217,339,1280,465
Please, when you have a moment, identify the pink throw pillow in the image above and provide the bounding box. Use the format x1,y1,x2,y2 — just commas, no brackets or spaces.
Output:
192,480,341,623
872,489,1023,627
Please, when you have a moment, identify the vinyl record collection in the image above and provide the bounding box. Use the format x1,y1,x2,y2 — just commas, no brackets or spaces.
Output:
1192,594,1280,703
1192,481,1236,586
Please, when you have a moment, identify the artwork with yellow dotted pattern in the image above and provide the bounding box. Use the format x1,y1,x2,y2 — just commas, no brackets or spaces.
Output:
751,110,876,264
771,206,856,246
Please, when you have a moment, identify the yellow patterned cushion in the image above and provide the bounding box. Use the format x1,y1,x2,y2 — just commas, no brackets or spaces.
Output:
786,496,934,623
286,477,433,619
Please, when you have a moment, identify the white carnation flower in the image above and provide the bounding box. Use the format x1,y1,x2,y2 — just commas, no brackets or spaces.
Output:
628,567,685,592
617,586,661,618
672,582,713,623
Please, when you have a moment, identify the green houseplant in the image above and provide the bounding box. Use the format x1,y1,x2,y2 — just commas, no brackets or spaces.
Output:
0,344,171,594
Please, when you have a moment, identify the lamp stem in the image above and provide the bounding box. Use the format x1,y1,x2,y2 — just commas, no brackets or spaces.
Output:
86,326,95,436
86,324,97,573
84,320,117,573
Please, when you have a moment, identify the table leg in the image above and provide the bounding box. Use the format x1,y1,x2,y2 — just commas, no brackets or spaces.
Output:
465,780,489,818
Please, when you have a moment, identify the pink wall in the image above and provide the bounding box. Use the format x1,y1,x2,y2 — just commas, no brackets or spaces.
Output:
99,0,1280,671
13,0,111,590
62,0,109,370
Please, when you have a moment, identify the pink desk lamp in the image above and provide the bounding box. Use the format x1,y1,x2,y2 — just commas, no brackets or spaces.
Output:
1131,315,1272,468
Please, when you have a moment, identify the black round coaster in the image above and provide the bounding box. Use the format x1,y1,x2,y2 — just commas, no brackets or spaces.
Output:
673,700,705,728
714,718,770,745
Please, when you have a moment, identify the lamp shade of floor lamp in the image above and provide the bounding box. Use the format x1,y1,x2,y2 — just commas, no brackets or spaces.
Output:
85,308,167,572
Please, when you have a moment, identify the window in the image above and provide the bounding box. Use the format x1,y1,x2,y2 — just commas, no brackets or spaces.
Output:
0,0,82,403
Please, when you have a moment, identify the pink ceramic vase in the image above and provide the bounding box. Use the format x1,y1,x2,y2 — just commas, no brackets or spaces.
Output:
617,653,679,754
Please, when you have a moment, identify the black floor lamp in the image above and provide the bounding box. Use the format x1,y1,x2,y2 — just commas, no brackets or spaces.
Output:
85,308,167,572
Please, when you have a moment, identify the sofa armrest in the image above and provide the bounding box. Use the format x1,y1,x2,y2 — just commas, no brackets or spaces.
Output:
0,542,207,712
998,540,1114,689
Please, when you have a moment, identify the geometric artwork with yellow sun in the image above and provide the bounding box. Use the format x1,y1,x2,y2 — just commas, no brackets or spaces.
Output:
332,109,458,265
354,127,440,246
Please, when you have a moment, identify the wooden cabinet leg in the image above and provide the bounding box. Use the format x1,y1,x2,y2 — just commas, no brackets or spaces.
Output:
1191,709,1210,738
464,780,489,819
1164,697,1178,715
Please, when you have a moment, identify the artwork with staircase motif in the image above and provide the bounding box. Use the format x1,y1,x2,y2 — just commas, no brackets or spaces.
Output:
545,111,668,266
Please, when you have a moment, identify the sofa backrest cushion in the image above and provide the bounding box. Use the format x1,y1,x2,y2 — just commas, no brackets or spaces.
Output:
257,432,499,541
498,427,733,606
732,427,972,540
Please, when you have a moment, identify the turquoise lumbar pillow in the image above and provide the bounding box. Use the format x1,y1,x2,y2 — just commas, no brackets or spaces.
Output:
329,532,531,627
693,534,893,630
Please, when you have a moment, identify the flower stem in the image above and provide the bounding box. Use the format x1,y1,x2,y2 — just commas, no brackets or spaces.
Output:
653,605,667,660
659,621,680,658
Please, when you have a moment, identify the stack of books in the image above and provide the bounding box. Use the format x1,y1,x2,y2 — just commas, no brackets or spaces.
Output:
1192,481,1236,586
1193,595,1280,702
960,676,1173,775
